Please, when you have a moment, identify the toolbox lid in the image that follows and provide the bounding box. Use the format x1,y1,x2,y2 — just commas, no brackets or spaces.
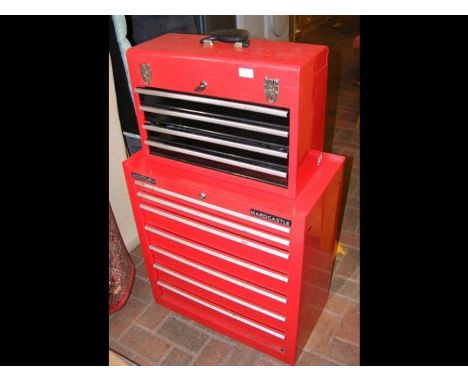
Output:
128,33,329,88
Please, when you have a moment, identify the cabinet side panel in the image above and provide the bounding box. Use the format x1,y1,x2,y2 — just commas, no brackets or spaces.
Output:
296,165,344,351
296,50,329,163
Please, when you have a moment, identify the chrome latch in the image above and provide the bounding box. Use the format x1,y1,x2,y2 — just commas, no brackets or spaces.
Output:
233,42,243,50
264,77,279,103
139,63,151,85
194,81,208,93
202,40,214,47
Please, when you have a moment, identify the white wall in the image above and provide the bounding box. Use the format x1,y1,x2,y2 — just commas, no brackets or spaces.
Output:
236,16,290,41
109,54,139,251
236,16,266,39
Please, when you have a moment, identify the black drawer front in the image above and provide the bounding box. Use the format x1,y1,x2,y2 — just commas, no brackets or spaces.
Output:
146,127,288,167
143,111,289,147
137,87,289,128
149,145,288,187
136,87,290,187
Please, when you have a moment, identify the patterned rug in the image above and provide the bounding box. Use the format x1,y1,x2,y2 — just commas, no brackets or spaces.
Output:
109,204,135,314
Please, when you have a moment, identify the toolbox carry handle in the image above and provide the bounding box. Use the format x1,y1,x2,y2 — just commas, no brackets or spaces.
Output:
200,29,250,48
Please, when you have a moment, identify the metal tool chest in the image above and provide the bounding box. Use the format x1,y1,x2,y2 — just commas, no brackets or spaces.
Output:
123,33,345,364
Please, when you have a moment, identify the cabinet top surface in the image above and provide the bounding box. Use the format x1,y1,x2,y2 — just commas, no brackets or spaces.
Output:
129,33,328,70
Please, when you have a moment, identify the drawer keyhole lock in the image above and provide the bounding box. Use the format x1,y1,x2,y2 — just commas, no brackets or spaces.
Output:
199,192,207,200
194,81,208,93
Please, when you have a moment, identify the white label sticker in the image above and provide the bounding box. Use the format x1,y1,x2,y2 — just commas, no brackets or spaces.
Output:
238,68,254,79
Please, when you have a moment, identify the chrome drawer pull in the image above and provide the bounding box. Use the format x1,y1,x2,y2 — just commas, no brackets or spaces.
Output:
140,105,289,138
149,244,287,303
154,263,286,321
135,180,290,234
140,204,289,259
144,141,288,178
135,88,289,118
144,226,288,282
143,125,288,159
157,281,285,340
137,191,290,246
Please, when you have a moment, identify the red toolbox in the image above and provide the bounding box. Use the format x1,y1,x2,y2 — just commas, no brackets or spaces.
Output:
122,32,345,364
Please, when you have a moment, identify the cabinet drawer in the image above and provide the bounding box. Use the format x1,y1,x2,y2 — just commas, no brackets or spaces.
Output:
157,280,286,348
134,179,292,238
144,225,288,295
139,85,290,188
154,262,286,331
140,205,289,273
136,189,290,250
147,240,287,315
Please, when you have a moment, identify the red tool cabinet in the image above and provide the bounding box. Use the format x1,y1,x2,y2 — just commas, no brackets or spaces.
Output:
122,33,345,365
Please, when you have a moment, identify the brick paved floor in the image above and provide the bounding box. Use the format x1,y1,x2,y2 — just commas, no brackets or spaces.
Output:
110,16,360,366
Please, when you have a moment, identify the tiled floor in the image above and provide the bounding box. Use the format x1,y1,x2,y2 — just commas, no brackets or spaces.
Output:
110,16,360,366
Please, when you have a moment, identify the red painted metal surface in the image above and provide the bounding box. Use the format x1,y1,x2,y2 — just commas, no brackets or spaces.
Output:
126,33,329,199
123,149,344,364
122,34,345,364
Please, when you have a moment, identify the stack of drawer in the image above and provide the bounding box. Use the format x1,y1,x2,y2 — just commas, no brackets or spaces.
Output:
123,150,344,364
123,33,345,364
136,87,290,187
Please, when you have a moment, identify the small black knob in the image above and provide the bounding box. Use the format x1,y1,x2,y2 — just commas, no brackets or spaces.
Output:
194,81,208,92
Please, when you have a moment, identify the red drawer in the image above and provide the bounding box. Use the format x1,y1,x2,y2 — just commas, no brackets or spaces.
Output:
157,279,287,351
135,189,290,250
144,225,289,295
133,178,293,240
140,205,290,273
154,262,286,331
146,239,287,314
121,29,347,365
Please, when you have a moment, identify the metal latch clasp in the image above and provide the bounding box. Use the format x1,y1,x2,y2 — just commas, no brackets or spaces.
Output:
139,63,151,85
264,77,279,103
